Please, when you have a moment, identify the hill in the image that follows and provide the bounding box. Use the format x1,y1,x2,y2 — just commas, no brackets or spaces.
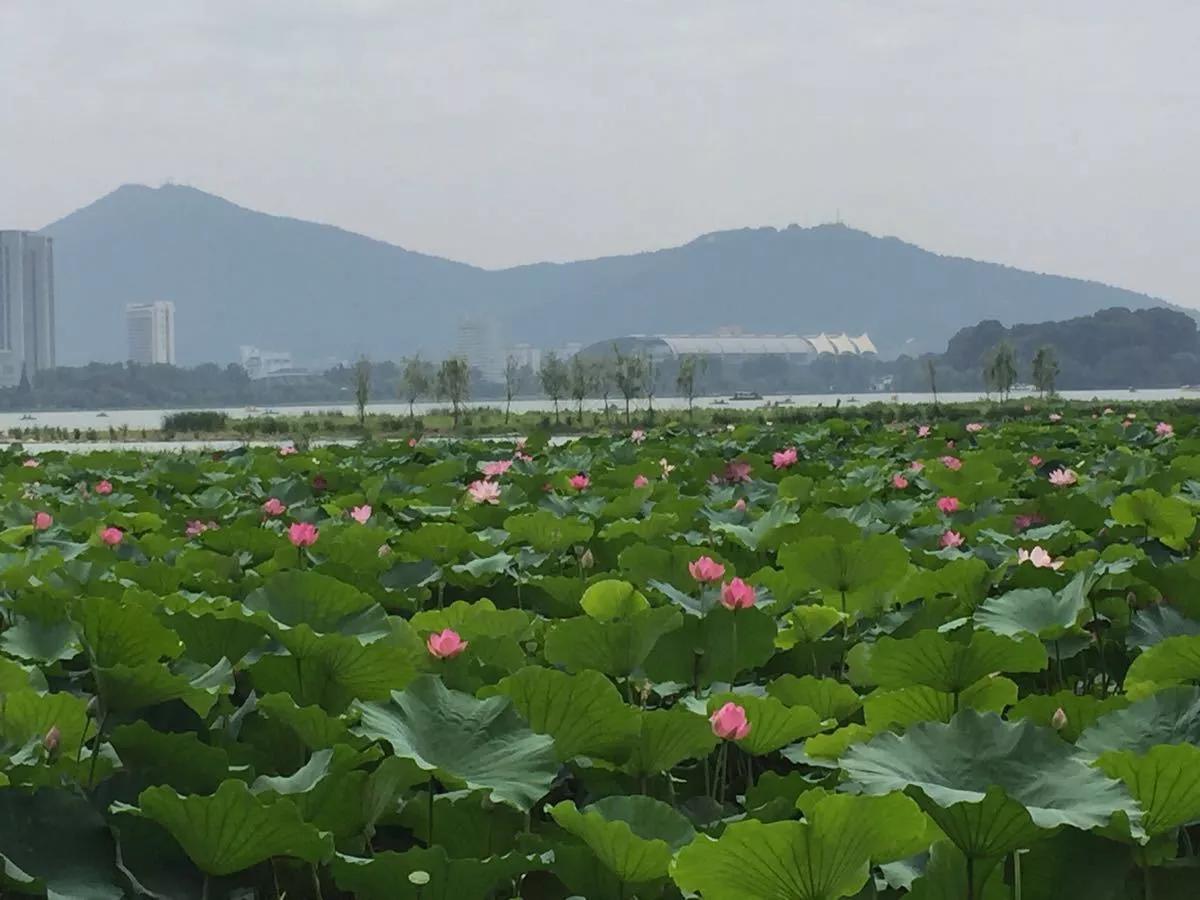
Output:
41,184,1180,365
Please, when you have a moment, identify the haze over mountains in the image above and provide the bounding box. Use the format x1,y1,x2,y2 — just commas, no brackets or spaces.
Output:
42,184,1175,367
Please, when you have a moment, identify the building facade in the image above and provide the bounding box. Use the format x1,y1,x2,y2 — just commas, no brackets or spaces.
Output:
126,301,176,365
0,231,56,387
239,345,300,380
456,317,505,381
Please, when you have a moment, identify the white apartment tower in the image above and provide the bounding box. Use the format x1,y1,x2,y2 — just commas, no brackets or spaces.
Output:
126,301,176,365
0,231,56,387
456,317,505,381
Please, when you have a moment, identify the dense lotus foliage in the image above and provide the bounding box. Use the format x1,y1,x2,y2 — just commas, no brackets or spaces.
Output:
3,411,1200,898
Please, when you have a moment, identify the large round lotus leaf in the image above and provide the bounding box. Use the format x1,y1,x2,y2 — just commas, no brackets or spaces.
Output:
779,533,908,615
544,606,682,678
643,605,776,687
621,707,719,776
411,599,531,640
502,510,593,552
1127,604,1200,651
1124,634,1200,690
766,674,862,722
1110,489,1196,550
705,692,824,755
1008,690,1130,743
709,501,798,550
1076,686,1200,757
842,710,1141,837
352,675,558,811
549,796,694,883
1095,744,1200,837
849,629,1047,692
863,676,1017,731
974,587,1086,639
241,570,377,633
330,847,544,900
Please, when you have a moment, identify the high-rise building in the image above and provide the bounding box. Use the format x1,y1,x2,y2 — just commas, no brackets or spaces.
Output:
456,317,505,381
126,301,176,365
0,231,56,387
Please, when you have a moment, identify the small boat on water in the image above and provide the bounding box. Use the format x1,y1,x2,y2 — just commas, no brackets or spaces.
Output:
96,412,108,418
730,391,764,401
19,414,35,421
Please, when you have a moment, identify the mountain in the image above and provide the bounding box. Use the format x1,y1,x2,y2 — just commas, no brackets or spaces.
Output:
41,184,1180,366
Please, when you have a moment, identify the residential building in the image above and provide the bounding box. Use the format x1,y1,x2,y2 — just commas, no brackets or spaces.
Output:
239,345,300,379
0,231,56,387
507,342,542,372
456,317,505,381
126,301,176,365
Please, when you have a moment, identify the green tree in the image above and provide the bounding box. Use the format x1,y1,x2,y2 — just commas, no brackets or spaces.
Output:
539,352,569,424
984,342,1017,401
675,354,706,419
354,356,371,428
1031,345,1059,398
503,354,524,424
642,354,659,423
612,347,645,427
592,357,614,424
925,357,939,410
569,355,592,417
400,355,433,422
437,357,471,427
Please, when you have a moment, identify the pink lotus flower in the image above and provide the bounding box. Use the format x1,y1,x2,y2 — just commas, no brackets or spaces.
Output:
467,480,502,504
724,460,751,483
940,530,964,549
95,480,113,495
1048,468,1077,486
32,511,52,531
1029,455,1043,467
917,425,932,438
350,504,372,524
100,526,123,546
1050,707,1068,730
481,459,513,477
185,520,208,538
279,445,298,456
966,422,984,433
937,496,960,514
940,456,962,471
288,522,319,548
633,474,650,488
733,498,747,511
408,437,418,447
1156,422,1174,437
709,702,751,741
262,497,286,517
909,460,925,472
515,452,533,463
427,628,468,659
946,440,956,449
891,473,909,489
772,447,799,470
22,458,38,468
1017,546,1063,570
689,555,726,583
568,473,590,491
720,578,757,610
630,429,646,443
1013,513,1045,532
1048,413,1063,423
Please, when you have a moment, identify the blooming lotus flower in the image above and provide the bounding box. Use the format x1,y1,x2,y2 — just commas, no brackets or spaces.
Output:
937,496,960,514
724,460,751,483
515,451,534,463
350,504,372,524
1013,513,1045,532
95,480,113,495
467,480,501,504
1049,413,1063,423
720,578,757,610
1017,545,1063,570
427,628,468,659
288,522,319,548
1103,408,1114,415
917,425,932,438
185,520,208,538
940,530,964,549
481,459,513,477
1050,707,1068,730
689,555,726,583
940,456,962,471
891,473,909,489
709,702,751,740
1156,422,1174,437
1029,455,1043,467
772,447,798,469
633,474,650,488
568,473,590,491
279,445,298,456
22,458,39,468
100,526,123,546
630,429,646,443
32,511,52,531
909,460,925,472
1048,468,1077,486
262,497,286,517
407,437,418,447
966,422,984,433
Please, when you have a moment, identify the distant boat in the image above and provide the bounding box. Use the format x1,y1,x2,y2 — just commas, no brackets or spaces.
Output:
730,391,763,401
19,414,35,421
96,412,108,418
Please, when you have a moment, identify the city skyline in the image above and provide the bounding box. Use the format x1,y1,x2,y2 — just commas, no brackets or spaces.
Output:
0,231,56,387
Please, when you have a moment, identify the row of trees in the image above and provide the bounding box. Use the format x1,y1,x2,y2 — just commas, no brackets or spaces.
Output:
980,343,1059,400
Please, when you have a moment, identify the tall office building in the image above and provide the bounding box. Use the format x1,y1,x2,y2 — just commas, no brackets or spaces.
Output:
126,301,176,365
456,317,505,381
0,232,56,387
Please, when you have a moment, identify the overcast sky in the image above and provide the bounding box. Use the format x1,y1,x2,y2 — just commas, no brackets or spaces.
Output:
4,1,1199,306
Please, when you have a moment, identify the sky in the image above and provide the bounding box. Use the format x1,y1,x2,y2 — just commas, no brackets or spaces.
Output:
4,1,1199,306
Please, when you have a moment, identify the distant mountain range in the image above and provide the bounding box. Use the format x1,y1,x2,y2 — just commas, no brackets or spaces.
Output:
40,184,1181,366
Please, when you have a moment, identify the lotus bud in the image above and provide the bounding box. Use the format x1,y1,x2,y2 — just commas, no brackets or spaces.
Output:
1050,707,1068,730
578,548,594,570
42,725,60,754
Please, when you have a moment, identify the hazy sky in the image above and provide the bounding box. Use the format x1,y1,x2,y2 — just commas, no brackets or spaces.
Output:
4,2,1199,306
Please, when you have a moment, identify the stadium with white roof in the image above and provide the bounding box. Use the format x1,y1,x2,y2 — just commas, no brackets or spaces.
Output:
580,332,877,359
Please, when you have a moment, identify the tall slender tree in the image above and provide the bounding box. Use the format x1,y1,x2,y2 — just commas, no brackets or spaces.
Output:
675,354,706,419
437,357,470,427
503,354,523,424
539,352,569,424
1031,345,1059,398
400,355,433,421
354,356,371,428
612,347,645,427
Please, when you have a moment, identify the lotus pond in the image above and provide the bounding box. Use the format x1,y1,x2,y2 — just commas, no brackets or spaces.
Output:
3,411,1200,899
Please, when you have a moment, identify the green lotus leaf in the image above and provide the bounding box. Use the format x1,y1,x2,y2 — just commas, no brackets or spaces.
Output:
120,780,333,875
766,674,862,722
643,605,776,686
1095,744,1200,837
1124,634,1200,690
352,675,558,811
411,598,531,640
0,689,93,756
1127,603,1200,651
397,789,526,859
671,791,928,900
1111,488,1196,550
707,692,824,755
503,510,593,552
549,796,695,883
842,710,1142,844
863,676,1018,731
622,707,719,776
95,658,232,716
395,522,490,563
0,657,45,693
70,594,182,667
799,723,875,761
974,587,1087,640
109,721,232,795
1008,690,1130,743
849,629,1047,692
488,666,640,761
0,616,80,663
709,501,799,551
1076,686,1200,756
905,840,1004,900
894,557,993,608
779,533,908,615
241,570,377,633
776,604,845,646
1017,828,1136,900
545,606,682,678
254,691,370,751
580,579,649,620
331,847,545,900
164,608,269,667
